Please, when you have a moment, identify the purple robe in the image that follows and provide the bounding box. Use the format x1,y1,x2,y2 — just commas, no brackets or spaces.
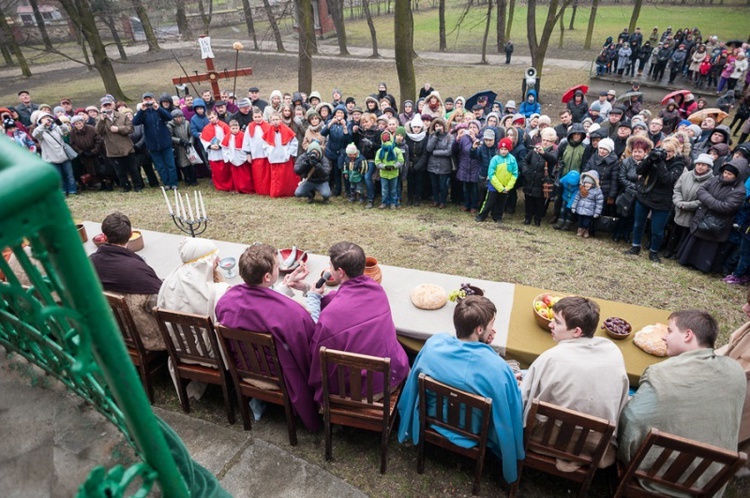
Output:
309,275,410,404
215,284,319,431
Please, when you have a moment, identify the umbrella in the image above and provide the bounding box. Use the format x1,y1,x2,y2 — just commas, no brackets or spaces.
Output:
561,84,588,104
726,40,744,48
617,91,644,102
465,90,498,111
688,108,729,125
660,89,690,105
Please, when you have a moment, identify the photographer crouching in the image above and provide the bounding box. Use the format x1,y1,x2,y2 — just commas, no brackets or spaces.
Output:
293,141,331,204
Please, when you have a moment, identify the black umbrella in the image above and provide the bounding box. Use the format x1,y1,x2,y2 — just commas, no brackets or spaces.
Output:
726,40,744,48
617,91,644,101
465,90,498,111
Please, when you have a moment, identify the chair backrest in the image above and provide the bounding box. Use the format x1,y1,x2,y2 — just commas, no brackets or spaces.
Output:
319,347,393,414
215,324,285,390
105,291,147,358
525,399,616,470
616,428,749,497
418,373,492,448
153,308,222,370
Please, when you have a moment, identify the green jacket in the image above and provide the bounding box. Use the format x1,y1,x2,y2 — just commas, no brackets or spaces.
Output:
488,153,518,192
375,142,404,180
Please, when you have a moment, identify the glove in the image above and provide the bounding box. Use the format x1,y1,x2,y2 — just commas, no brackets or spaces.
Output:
180,139,190,147
594,214,600,218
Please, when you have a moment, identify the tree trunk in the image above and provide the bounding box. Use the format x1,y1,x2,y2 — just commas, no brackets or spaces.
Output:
59,0,127,100
496,0,507,52
197,0,214,35
176,0,192,41
262,0,285,52
558,5,565,49
0,4,31,76
438,0,446,51
394,0,416,104
628,0,642,35
296,0,314,93
362,0,379,57
584,0,599,50
328,0,349,55
528,0,572,73
568,0,578,30
73,26,93,70
505,0,515,40
480,0,493,64
240,0,258,49
29,0,53,49
131,0,160,51
103,15,128,60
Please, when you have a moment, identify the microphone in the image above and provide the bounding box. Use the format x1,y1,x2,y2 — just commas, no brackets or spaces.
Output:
316,271,332,289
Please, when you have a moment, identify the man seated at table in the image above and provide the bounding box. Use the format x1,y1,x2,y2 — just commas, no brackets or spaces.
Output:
307,241,410,404
214,243,320,431
396,296,525,485
618,310,746,496
89,212,164,351
520,296,629,469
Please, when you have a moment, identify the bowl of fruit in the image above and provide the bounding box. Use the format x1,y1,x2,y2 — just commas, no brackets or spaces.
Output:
449,283,484,303
532,294,563,330
602,316,632,340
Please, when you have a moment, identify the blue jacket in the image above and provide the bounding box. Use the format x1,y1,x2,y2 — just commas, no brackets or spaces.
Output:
189,98,209,139
518,90,541,118
320,118,351,160
560,170,581,208
132,105,173,151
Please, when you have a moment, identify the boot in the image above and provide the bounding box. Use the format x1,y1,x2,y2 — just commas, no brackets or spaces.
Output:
576,228,584,237
649,251,661,263
553,218,565,230
625,246,641,255
582,229,590,238
523,217,532,225
561,221,573,231
549,215,559,225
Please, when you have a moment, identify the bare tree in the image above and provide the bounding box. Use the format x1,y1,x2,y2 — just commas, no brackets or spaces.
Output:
496,0,507,52
175,0,192,41
29,0,53,49
0,2,31,75
240,0,258,49
296,0,315,92
527,0,574,72
57,0,127,100
328,0,349,55
584,0,599,50
92,0,127,60
394,0,415,103
480,0,493,64
438,0,446,51
261,0,285,52
628,0,643,35
131,0,160,51
197,0,214,35
362,0,379,57
558,4,565,48
505,0,515,40
568,0,578,30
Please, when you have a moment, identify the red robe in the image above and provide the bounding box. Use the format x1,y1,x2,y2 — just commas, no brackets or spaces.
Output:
245,121,271,195
263,123,299,198
200,121,232,191
221,131,254,194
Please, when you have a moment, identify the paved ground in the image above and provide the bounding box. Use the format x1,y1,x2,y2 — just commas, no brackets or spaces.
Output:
0,352,365,497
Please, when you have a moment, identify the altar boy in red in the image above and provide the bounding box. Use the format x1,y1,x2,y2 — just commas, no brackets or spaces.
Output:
200,111,232,191
221,120,254,193
243,108,270,195
264,112,299,198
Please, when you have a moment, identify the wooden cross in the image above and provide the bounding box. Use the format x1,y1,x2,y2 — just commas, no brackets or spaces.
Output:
171,36,253,99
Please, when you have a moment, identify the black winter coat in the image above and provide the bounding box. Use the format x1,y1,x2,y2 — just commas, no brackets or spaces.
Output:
635,150,684,211
406,135,428,172
584,152,620,200
522,147,557,197
294,151,331,183
691,175,745,242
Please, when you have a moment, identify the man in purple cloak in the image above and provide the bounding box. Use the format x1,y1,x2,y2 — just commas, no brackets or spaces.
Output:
307,241,410,404
215,244,320,431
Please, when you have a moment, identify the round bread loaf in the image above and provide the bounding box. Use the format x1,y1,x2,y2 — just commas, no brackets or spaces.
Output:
633,323,668,357
411,284,448,310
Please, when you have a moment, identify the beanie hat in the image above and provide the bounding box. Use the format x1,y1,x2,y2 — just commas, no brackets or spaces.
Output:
598,137,615,153
53,106,65,115
444,97,454,104
482,129,495,140
512,113,525,125
583,175,595,185
687,124,702,136
499,137,513,150
85,106,99,113
678,119,692,128
307,141,322,157
395,126,406,138
590,101,602,112
73,107,86,115
633,122,648,131
70,115,85,125
410,114,424,129
420,113,434,122
171,109,184,118
505,100,516,110
538,115,552,126
530,113,540,121
345,96,356,105
346,143,358,155
237,98,252,108
721,162,740,177
3,118,17,129
695,153,714,167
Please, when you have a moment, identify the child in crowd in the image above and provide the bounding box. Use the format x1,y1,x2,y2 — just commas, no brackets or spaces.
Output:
471,129,497,215
475,138,518,223
168,109,196,186
222,119,254,193
556,170,581,231
571,171,604,238
4,118,36,152
343,143,366,203
375,130,404,209
394,126,410,207
355,112,382,209
200,110,231,191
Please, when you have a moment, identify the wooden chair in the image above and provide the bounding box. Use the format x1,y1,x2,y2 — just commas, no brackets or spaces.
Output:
417,374,493,496
215,325,297,446
153,308,234,424
319,347,403,474
104,292,167,404
613,428,748,497
510,399,616,498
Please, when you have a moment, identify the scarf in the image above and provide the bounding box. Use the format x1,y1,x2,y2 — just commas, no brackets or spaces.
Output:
406,129,426,142
377,141,397,162
579,185,591,198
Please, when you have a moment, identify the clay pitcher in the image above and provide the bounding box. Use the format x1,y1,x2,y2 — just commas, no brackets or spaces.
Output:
364,256,382,284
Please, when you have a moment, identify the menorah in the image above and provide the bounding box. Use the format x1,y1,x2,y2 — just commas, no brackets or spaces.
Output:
161,187,208,238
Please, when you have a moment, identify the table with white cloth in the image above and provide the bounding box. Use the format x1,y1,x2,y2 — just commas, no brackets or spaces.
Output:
81,221,669,386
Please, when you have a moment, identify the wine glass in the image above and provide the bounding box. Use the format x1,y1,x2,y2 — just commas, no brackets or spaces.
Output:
219,256,237,279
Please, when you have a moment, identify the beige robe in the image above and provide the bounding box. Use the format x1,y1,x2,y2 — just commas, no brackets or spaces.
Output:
716,321,750,443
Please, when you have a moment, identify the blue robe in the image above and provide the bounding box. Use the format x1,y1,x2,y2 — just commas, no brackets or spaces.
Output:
397,334,525,483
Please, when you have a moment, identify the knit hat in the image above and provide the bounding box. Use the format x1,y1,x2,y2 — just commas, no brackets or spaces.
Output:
307,141,322,157
53,106,65,115
171,109,184,118
395,126,406,138
3,118,17,129
70,115,85,125
695,153,714,167
444,97,455,104
499,137,513,150
420,113,434,122
721,162,740,177
590,101,602,112
512,113,525,125
583,175,595,185
530,113,540,121
73,107,86,115
538,115,552,126
237,98,252,108
345,143,358,155
345,96,356,105
618,121,632,130
598,137,615,153
633,122,648,131
306,109,321,121
351,106,363,114
678,119,692,128
505,100,516,110
410,114,424,129
687,124,702,136
482,129,495,140
85,106,99,113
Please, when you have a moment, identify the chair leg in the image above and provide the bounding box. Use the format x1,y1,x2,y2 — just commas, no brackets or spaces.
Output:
472,455,484,496
417,440,425,474
284,398,298,446
324,414,332,461
380,430,388,474
176,377,191,414
237,392,252,431
139,364,154,404
220,378,235,425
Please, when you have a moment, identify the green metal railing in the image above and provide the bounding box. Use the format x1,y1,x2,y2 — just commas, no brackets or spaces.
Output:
0,139,221,496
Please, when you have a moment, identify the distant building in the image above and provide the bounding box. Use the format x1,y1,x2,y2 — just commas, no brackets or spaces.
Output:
16,4,64,26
